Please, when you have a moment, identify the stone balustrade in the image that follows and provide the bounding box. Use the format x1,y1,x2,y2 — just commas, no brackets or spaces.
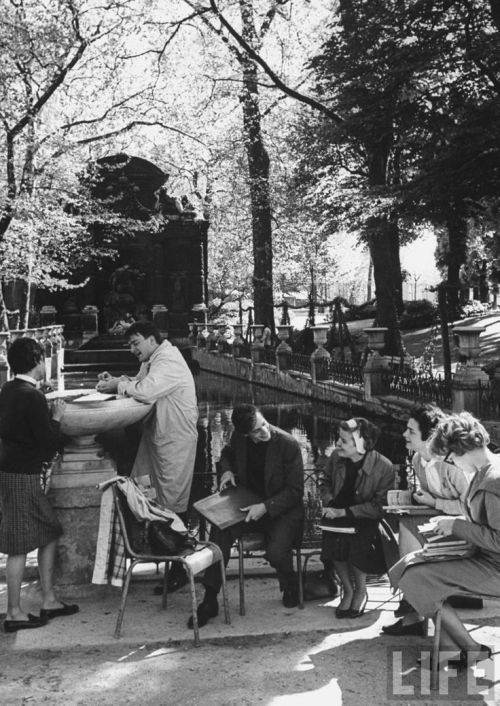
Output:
0,325,65,389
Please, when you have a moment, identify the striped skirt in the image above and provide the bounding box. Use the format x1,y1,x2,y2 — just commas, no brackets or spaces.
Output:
0,471,62,555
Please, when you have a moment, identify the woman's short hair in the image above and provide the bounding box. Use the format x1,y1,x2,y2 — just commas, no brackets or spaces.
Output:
339,417,380,452
429,412,490,456
409,404,445,441
7,337,44,375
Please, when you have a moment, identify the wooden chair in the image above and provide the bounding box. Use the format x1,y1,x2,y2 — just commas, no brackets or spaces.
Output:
112,486,231,646
237,532,304,615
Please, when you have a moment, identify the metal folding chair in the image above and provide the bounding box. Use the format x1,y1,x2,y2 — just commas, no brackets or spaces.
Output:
236,532,304,616
112,486,231,646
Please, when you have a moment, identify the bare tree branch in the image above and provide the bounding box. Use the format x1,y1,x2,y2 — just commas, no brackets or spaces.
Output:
207,0,344,124
71,119,207,147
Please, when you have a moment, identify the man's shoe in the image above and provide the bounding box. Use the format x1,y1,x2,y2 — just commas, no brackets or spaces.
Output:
381,618,425,636
187,599,219,629
282,588,299,608
40,603,79,620
394,598,413,617
4,614,47,632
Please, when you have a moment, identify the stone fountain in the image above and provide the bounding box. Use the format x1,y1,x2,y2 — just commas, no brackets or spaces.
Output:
46,391,152,595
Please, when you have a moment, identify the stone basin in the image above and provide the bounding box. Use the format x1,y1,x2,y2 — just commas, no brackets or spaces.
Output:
47,389,153,440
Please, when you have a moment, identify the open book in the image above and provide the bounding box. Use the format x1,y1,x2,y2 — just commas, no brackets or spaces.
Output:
317,517,357,534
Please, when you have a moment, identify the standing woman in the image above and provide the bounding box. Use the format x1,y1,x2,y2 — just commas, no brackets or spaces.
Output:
0,337,78,632
320,417,394,618
394,412,500,666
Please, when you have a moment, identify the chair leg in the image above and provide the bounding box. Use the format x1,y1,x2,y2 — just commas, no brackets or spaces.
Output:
219,551,231,625
187,566,201,647
161,561,170,610
295,548,304,609
431,610,442,691
238,538,245,616
114,561,137,638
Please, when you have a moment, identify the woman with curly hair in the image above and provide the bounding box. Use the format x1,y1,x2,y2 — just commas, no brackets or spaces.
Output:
392,411,500,667
320,417,395,618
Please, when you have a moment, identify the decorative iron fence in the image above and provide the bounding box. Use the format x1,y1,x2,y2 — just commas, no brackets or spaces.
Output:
328,357,364,387
383,367,452,409
235,341,251,359
478,380,500,420
288,352,311,375
260,347,277,366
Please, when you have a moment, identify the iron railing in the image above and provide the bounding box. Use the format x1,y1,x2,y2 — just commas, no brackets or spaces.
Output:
383,367,452,409
260,347,277,366
328,357,364,387
288,352,311,375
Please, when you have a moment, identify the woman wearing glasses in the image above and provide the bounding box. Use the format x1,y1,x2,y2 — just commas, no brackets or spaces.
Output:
382,404,474,637
320,417,395,618
393,412,500,667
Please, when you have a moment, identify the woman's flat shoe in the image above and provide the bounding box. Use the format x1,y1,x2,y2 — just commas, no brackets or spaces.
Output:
4,614,47,633
40,603,79,620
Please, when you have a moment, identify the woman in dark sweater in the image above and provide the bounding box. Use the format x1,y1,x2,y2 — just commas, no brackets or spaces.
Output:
320,417,394,618
0,337,78,632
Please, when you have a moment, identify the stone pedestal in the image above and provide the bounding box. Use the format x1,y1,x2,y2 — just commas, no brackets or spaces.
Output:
48,440,116,596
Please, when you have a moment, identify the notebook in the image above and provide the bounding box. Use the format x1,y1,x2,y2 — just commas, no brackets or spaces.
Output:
193,486,263,530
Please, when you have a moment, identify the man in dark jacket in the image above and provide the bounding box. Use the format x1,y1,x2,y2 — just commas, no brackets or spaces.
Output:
189,404,304,628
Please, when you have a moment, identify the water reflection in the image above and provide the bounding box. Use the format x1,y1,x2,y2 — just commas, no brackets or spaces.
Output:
192,372,407,540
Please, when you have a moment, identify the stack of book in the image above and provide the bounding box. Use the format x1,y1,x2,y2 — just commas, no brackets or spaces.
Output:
418,522,472,558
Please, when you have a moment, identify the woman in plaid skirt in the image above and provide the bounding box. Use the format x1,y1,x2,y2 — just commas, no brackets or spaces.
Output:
0,337,78,632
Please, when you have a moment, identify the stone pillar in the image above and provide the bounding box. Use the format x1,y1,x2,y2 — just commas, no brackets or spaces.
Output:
363,327,389,399
275,325,292,372
451,326,490,416
0,332,10,386
151,304,169,334
40,305,58,326
250,324,264,364
310,326,330,382
48,440,117,596
81,305,99,343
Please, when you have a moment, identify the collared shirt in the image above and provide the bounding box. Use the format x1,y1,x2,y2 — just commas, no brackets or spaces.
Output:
15,374,37,386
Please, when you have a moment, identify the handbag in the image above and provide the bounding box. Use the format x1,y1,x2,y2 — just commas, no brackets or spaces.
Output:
147,520,195,555
303,569,338,601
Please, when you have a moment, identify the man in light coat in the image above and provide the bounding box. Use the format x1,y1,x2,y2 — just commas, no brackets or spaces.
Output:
97,321,198,589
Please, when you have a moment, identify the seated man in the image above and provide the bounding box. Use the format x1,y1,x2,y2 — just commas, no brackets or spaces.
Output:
189,404,304,628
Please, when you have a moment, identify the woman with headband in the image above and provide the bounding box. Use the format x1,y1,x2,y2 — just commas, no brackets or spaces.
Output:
319,417,395,618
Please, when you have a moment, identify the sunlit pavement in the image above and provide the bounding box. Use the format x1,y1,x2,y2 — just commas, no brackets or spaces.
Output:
1,558,500,705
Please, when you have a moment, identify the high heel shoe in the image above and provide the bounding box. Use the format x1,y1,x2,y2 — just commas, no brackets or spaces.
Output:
335,606,352,619
417,644,492,671
347,593,368,619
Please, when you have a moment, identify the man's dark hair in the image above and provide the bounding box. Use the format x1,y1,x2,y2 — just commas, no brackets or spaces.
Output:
125,321,162,344
409,404,444,441
231,404,260,435
7,337,44,375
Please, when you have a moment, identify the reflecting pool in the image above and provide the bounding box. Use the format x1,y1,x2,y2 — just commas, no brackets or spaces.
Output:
191,372,408,541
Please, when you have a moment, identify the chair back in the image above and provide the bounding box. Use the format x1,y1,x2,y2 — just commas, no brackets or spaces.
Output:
112,485,150,557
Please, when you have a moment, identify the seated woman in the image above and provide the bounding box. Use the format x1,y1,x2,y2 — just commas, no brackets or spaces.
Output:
320,417,395,618
383,404,474,636
392,412,500,667
0,337,79,632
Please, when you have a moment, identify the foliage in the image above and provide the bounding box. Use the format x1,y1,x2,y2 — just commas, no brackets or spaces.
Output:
399,299,436,330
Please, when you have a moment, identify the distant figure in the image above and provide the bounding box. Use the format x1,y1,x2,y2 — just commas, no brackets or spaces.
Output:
109,312,135,335
262,323,272,348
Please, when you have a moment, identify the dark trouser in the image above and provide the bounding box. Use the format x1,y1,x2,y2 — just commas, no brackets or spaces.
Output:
203,512,303,594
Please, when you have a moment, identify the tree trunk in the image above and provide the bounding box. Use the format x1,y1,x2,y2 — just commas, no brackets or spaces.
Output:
367,257,373,301
366,215,403,356
239,0,275,331
445,207,468,318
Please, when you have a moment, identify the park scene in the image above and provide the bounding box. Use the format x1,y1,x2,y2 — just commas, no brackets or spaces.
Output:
1,1,500,704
